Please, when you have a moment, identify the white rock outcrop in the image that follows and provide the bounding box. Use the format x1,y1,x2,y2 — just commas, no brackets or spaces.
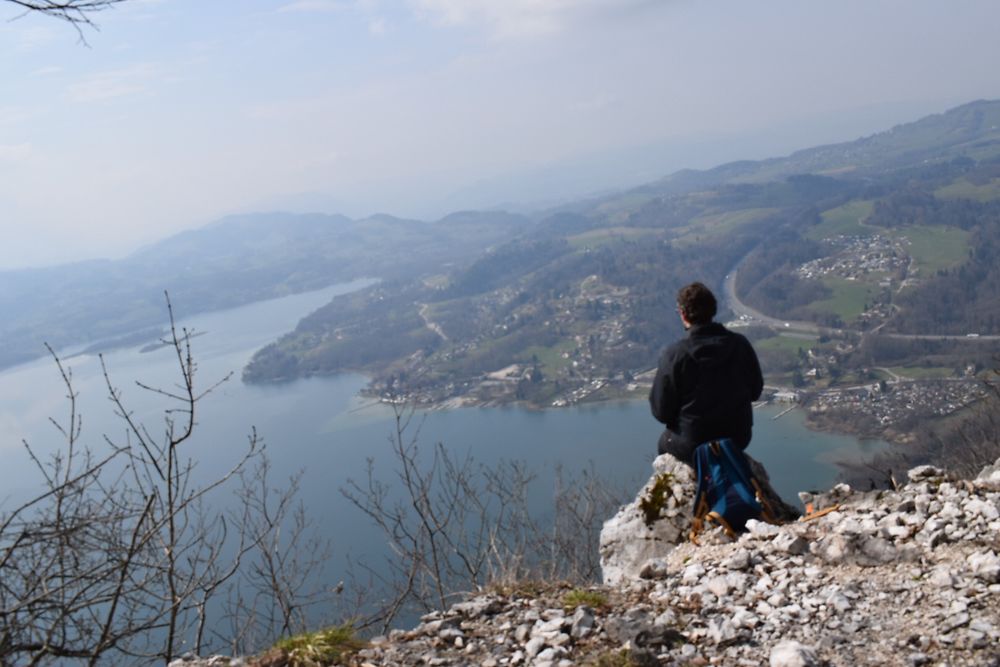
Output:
179,457,1000,667
599,454,697,586
600,452,801,585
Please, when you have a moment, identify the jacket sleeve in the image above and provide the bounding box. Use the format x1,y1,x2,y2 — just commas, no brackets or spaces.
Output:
649,350,680,429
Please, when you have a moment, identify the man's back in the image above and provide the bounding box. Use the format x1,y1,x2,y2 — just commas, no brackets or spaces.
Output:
650,321,763,449
648,282,764,463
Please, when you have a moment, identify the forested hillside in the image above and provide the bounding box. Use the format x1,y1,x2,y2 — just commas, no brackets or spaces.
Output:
244,100,1000,432
0,211,529,370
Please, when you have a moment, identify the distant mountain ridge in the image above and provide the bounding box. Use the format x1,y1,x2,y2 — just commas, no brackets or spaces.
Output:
4,98,1000,375
240,98,1000,446
0,209,531,370
589,98,1000,208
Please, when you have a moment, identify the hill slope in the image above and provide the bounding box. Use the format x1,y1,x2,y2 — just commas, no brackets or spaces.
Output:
243,100,1000,442
0,210,529,370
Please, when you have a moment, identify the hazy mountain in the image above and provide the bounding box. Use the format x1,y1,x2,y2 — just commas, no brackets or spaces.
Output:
242,99,1000,427
6,99,1000,377
0,210,530,370
610,99,1000,205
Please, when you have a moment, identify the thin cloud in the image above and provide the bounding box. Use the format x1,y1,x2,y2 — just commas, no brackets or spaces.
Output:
411,0,662,37
276,0,349,13
245,97,317,122
65,64,160,104
9,24,58,51
0,107,33,125
0,143,33,162
571,93,619,113
30,65,63,77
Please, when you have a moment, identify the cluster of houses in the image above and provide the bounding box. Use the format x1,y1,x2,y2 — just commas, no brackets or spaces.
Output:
796,234,907,282
806,379,987,428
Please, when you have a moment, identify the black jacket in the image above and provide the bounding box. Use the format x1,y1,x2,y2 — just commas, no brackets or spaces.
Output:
649,322,763,451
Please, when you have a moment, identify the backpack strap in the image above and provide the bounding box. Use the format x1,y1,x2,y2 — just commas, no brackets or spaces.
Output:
706,510,736,538
751,478,779,524
689,444,712,544
716,440,758,504
716,439,780,525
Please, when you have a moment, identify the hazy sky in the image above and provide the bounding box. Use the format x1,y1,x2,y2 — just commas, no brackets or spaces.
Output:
2,0,999,269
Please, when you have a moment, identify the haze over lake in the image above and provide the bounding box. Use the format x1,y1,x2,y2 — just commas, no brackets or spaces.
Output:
1,283,885,558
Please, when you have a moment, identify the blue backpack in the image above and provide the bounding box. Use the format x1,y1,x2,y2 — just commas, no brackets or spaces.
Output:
690,438,775,542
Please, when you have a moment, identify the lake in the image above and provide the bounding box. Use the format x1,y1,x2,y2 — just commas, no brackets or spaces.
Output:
0,282,886,633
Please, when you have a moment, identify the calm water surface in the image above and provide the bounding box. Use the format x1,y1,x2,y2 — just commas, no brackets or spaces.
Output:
0,283,886,604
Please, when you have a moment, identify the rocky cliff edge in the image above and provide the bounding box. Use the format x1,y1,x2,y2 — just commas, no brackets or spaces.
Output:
176,456,1000,667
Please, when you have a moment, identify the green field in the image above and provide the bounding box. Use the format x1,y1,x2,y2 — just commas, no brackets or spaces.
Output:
871,368,895,382
805,200,875,241
893,225,970,274
807,277,880,322
568,227,659,250
594,193,659,225
834,370,877,385
935,177,1000,203
674,208,777,245
518,341,577,373
963,141,1000,163
766,371,797,387
887,366,956,380
754,334,818,354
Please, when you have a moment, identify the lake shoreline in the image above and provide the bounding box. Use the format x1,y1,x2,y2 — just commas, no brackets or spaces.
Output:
352,380,894,483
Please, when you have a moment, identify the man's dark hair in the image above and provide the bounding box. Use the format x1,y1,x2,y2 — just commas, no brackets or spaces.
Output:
677,282,717,325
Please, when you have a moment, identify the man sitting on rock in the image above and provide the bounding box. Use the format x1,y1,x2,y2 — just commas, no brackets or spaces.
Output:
649,281,764,465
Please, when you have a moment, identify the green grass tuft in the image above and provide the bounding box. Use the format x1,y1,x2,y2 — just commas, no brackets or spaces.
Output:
563,588,609,611
638,472,676,527
489,579,561,599
273,624,366,666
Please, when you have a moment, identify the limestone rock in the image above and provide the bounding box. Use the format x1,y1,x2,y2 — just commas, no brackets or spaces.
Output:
569,606,595,639
908,465,947,482
769,640,818,667
599,454,696,585
599,451,799,584
190,457,1000,667
975,456,1000,483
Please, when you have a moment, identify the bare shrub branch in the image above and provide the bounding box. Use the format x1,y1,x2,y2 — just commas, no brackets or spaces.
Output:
0,294,340,664
342,400,629,632
3,0,126,43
